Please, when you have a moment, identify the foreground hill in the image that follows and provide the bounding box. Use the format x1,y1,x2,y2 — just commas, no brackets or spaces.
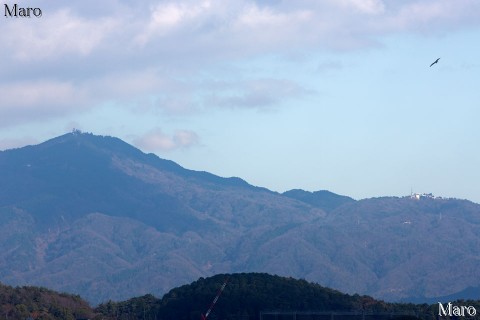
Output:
2,273,451,320
1,132,480,303
97,273,435,320
0,282,93,320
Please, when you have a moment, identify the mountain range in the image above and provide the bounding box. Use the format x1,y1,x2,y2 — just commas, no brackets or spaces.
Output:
1,131,480,304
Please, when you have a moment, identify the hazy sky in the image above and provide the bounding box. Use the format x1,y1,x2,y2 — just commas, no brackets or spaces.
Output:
1,0,479,202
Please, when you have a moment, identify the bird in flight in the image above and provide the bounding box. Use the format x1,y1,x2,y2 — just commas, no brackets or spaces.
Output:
430,58,440,67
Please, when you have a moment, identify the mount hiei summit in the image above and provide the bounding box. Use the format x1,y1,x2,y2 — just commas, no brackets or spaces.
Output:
1,131,480,304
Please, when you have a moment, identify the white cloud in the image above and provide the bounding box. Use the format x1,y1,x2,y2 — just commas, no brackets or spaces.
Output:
2,9,118,61
235,4,311,28
126,0,480,57
1,0,479,129
133,128,200,152
0,80,89,127
205,78,312,109
4,0,479,64
86,69,200,114
88,69,169,101
385,1,480,33
229,4,315,51
135,0,215,45
337,0,386,15
173,130,200,147
0,136,38,151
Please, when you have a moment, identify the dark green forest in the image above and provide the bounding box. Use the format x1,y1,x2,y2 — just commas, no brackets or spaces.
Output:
2,273,480,320
95,273,431,320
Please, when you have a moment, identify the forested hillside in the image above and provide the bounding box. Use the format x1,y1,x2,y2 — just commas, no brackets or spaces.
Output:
0,282,93,320
3,273,480,320
96,273,441,320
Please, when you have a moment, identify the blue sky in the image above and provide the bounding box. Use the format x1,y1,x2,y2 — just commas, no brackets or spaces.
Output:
1,0,479,202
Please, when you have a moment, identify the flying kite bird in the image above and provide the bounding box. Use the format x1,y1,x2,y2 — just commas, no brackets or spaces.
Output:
430,58,440,67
